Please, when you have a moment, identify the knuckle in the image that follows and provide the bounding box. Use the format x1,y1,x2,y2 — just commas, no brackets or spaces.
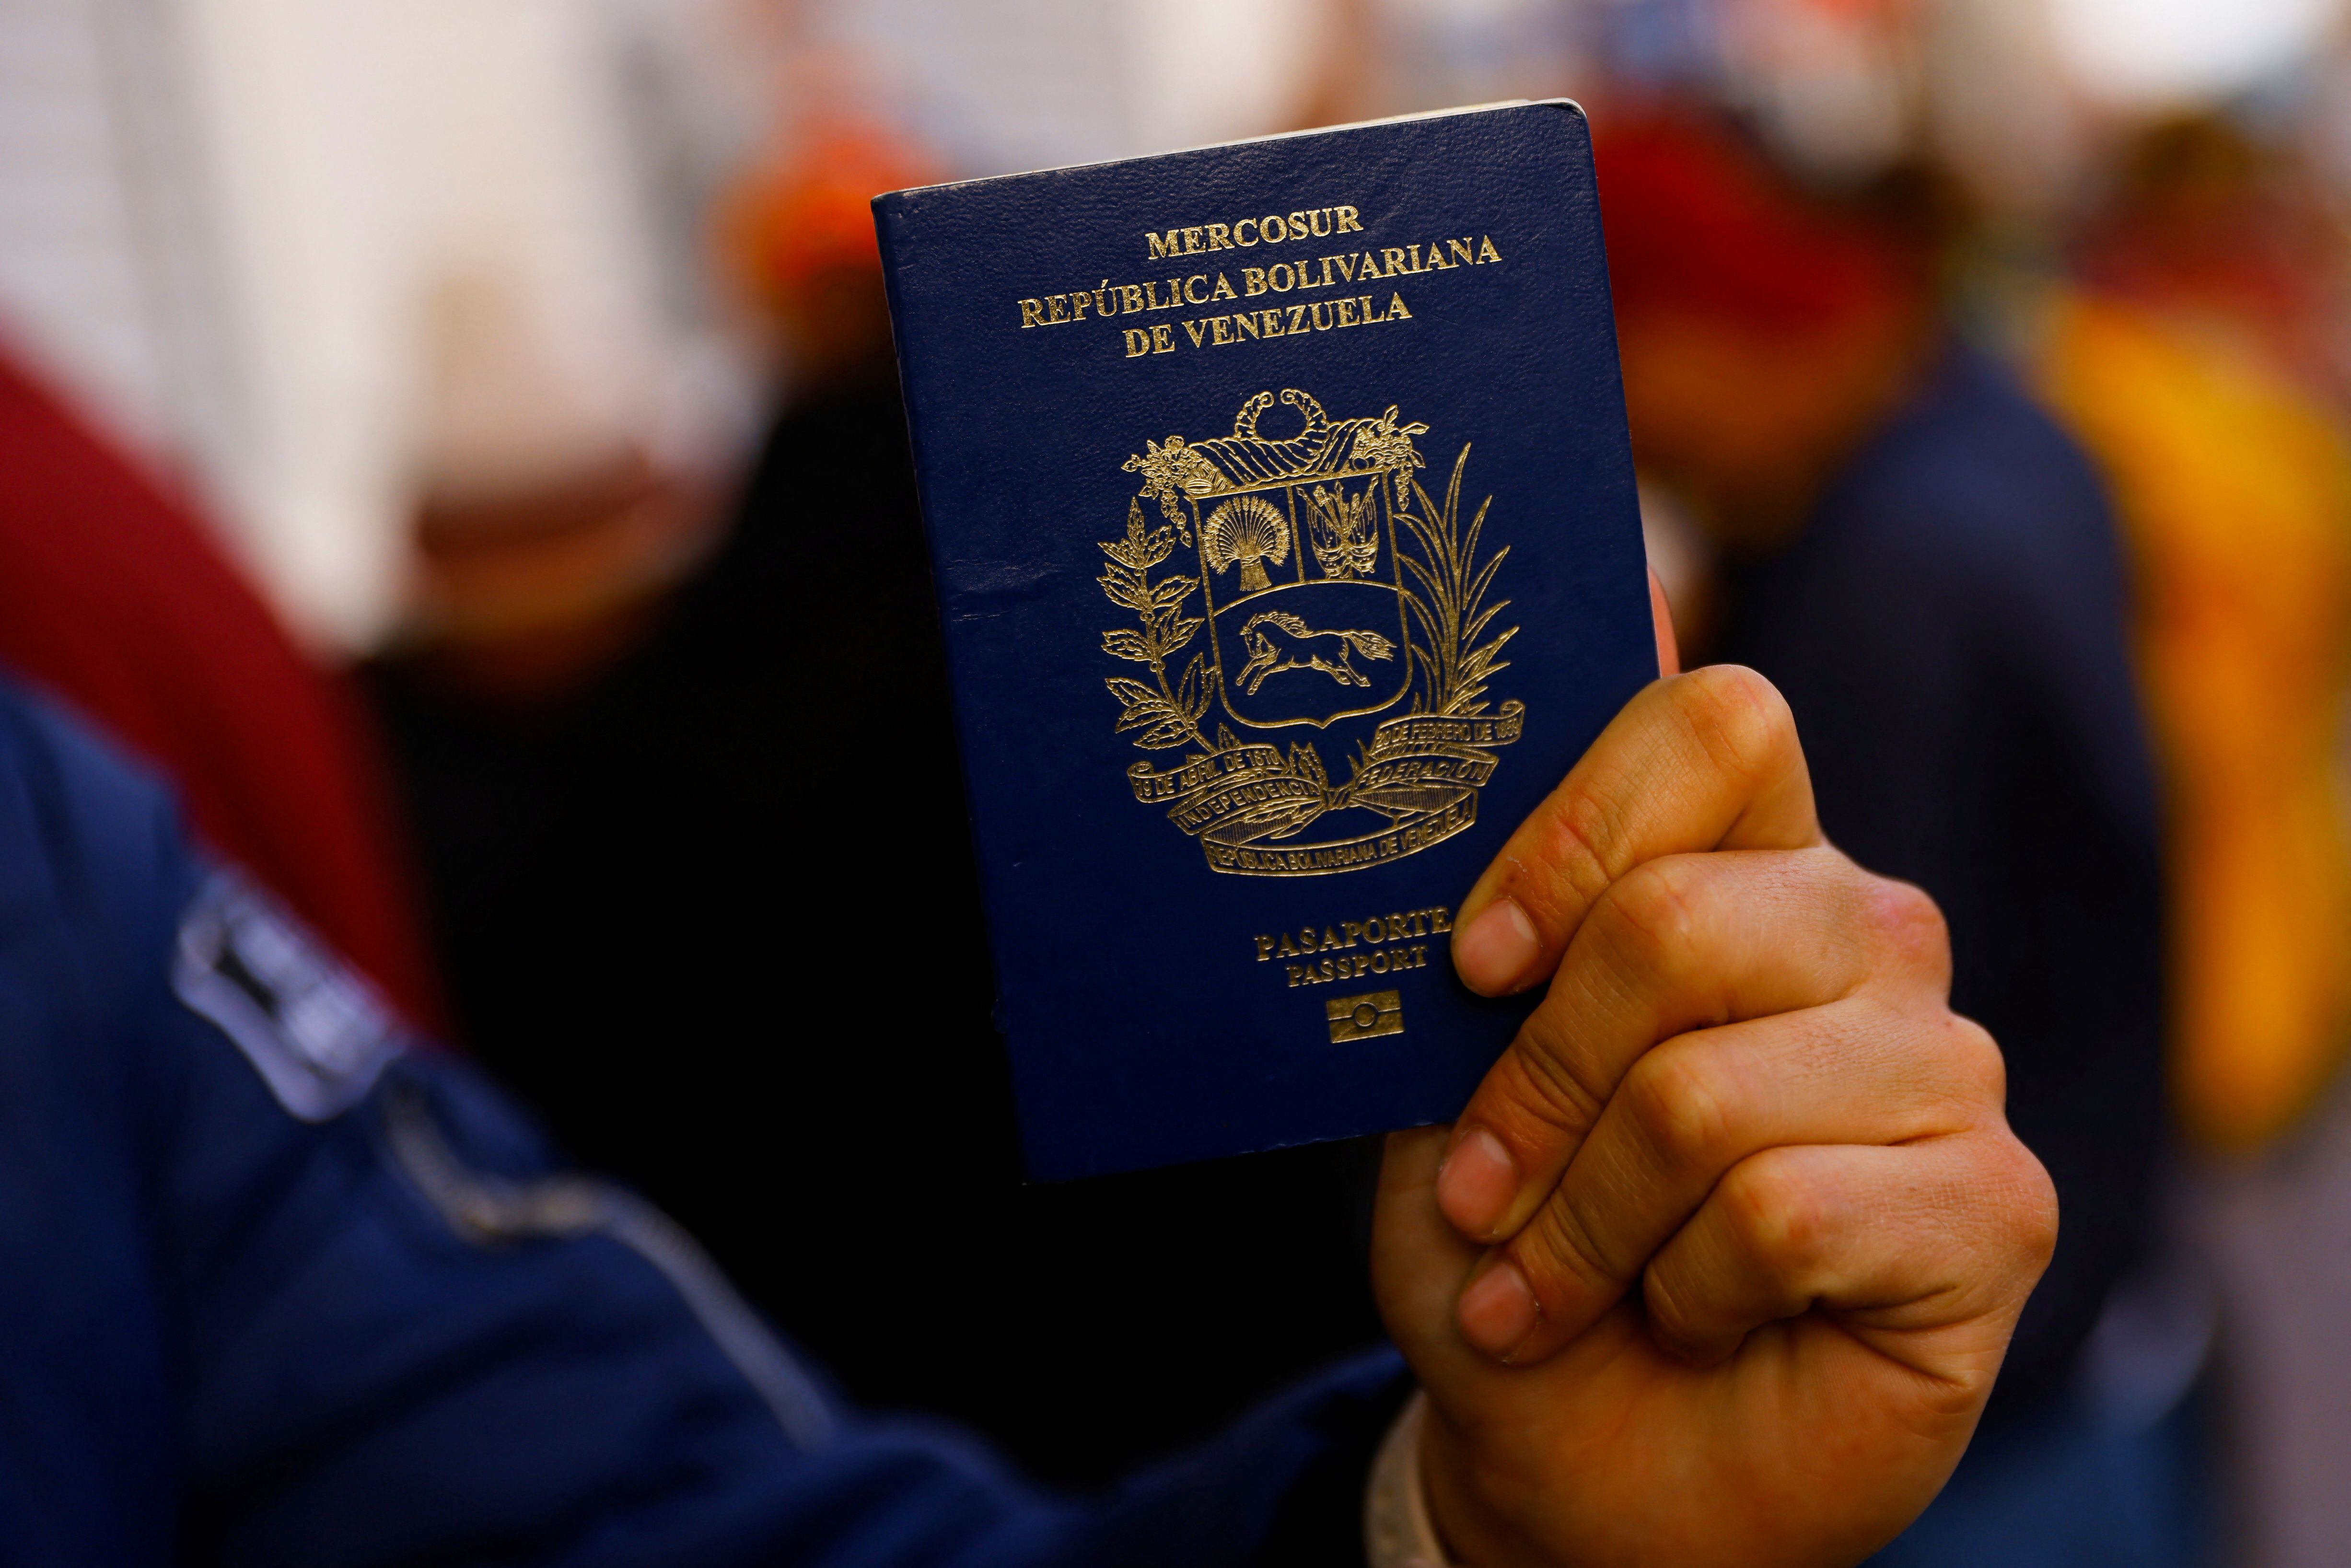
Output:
1640,1256,1709,1351
1863,875,1953,980
1943,1014,2009,1109
1524,783,1620,916
1721,1151,1824,1271
1517,1192,1621,1301
1622,1045,1736,1173
1675,665,1795,788
2003,1141,2061,1271
1599,858,1710,978
1490,1017,1608,1139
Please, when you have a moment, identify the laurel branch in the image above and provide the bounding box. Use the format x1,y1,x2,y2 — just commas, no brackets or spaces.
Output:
1096,499,1211,751
1396,443,1514,719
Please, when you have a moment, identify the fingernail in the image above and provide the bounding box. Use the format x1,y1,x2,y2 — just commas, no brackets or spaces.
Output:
1436,1127,1518,1239
1454,898,1539,994
1457,1257,1540,1360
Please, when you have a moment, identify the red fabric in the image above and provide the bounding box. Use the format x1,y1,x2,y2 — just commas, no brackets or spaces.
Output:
0,348,443,1031
1594,114,1908,331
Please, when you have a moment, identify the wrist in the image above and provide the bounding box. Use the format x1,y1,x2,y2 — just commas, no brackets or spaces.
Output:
1414,1397,1564,1568
1365,1393,1451,1568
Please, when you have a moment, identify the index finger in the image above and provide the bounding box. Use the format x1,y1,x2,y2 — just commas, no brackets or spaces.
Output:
1434,667,1821,1244
1449,664,1820,999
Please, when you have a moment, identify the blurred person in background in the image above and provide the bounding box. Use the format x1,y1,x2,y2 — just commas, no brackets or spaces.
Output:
2030,110,2351,1568
1597,112,2184,1567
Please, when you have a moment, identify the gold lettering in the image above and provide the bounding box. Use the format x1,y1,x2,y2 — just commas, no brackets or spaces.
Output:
1181,318,1209,347
1431,906,1453,934
1448,238,1476,266
1176,226,1200,254
1211,273,1237,301
1184,275,1209,304
1262,308,1285,337
1363,917,1385,941
1019,299,1047,328
1243,267,1269,297
1234,311,1261,340
1286,304,1309,332
1386,291,1411,319
1310,208,1333,237
1288,210,1309,239
1357,251,1385,279
1261,213,1289,242
1370,950,1390,974
1094,280,1115,315
1142,280,1164,309
1205,222,1233,250
1286,963,1305,987
1069,290,1092,321
1268,262,1295,292
1210,314,1235,345
1147,229,1182,258
1336,205,1363,233
1478,235,1501,263
1410,943,1428,968
1322,927,1344,951
1360,293,1380,322
1336,296,1362,327
1299,926,1318,952
1152,323,1175,353
1047,294,1071,323
1124,329,1152,357
1310,300,1332,329
1234,218,1259,246
1382,248,1411,275
1421,242,1453,269
1278,931,1300,957
1255,935,1276,962
1118,283,1147,313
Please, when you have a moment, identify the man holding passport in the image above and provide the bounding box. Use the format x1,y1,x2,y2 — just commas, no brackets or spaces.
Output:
0,645,2054,1566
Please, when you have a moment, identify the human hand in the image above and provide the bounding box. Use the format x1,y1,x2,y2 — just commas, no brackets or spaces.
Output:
1370,665,2057,1568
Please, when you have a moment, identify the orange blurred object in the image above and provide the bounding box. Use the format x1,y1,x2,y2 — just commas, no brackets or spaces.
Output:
719,118,940,330
2040,291,2351,1151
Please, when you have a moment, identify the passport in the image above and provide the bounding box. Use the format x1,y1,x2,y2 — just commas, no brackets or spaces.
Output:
874,101,1655,1179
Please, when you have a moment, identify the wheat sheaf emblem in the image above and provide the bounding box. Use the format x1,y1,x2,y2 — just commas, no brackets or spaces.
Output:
1099,388,1524,878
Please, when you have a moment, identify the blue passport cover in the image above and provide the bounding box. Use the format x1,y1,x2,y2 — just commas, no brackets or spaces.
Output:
875,101,1654,1180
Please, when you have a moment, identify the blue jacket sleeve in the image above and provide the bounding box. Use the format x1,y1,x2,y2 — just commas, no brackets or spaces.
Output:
0,683,1407,1568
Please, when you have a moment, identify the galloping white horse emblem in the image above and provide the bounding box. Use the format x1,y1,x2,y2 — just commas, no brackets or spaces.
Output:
1233,611,1397,695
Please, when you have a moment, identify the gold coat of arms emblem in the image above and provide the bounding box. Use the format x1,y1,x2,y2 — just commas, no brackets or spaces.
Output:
1100,387,1524,876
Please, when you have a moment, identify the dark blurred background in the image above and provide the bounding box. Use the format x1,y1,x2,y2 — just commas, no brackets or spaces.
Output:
4,0,2351,1561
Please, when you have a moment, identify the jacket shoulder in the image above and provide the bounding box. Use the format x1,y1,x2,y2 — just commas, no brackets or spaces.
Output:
0,676,194,964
